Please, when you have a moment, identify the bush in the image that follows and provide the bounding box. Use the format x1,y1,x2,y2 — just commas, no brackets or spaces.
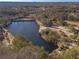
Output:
40,29,60,44
0,19,8,25
0,35,48,59
12,35,32,50
49,46,79,59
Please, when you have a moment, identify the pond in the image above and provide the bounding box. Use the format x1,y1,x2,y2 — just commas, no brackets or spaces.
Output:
7,20,57,53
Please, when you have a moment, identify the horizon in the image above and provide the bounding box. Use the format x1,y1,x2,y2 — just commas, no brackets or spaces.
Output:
0,1,79,2
0,0,79,2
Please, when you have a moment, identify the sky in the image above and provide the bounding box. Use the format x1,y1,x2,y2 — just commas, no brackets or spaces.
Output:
0,0,79,2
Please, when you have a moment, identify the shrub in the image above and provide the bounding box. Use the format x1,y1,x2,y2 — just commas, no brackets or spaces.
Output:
12,35,32,50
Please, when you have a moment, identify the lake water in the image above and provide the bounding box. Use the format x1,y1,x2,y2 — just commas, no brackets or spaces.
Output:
7,21,57,53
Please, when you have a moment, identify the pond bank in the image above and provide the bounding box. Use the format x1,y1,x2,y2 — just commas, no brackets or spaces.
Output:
2,28,14,46
6,19,58,53
35,19,58,52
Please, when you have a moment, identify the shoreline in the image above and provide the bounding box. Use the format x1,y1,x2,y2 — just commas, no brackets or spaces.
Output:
35,19,47,32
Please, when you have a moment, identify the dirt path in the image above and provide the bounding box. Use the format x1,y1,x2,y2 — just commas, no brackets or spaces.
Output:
65,20,79,26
